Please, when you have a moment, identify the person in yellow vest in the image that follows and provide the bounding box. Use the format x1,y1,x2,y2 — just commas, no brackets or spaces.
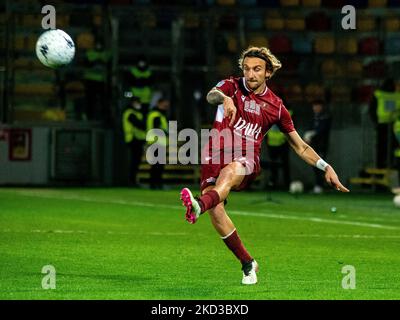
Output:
369,78,400,168
393,119,400,158
129,57,153,109
122,96,147,187
83,39,111,121
392,91,400,165
266,123,291,190
147,98,169,190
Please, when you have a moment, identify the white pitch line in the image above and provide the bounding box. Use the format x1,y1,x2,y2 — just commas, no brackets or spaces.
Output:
284,234,400,239
2,229,187,236
1,229,399,239
230,210,400,230
7,190,400,231
13,191,160,208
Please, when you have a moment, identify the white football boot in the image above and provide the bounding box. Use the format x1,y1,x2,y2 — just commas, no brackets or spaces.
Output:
241,260,259,285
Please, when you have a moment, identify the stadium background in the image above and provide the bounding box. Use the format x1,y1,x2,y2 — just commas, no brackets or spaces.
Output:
1,0,400,301
1,0,399,188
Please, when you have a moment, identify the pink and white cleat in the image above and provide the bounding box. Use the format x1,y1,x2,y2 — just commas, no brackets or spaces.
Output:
180,188,201,224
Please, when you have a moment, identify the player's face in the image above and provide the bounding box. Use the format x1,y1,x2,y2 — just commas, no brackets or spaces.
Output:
243,57,271,92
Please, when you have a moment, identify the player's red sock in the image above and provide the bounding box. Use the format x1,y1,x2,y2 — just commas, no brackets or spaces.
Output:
198,190,220,213
222,229,253,264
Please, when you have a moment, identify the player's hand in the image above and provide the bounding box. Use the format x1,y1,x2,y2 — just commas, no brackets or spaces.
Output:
325,166,350,192
223,96,237,127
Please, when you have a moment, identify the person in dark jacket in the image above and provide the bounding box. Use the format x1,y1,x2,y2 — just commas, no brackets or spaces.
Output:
303,100,332,193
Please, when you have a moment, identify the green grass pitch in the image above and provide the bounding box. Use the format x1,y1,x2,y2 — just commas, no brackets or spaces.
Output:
1,187,400,300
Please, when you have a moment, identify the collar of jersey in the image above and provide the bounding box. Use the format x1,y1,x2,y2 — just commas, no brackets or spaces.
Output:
242,77,268,96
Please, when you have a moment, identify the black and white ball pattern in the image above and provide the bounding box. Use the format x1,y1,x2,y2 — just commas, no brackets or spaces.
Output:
35,29,75,68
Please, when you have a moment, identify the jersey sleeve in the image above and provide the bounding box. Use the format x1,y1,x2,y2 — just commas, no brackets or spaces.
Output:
212,78,236,98
278,103,295,133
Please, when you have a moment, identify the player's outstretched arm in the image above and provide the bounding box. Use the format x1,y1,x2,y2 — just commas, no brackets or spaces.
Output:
285,131,350,193
206,89,237,126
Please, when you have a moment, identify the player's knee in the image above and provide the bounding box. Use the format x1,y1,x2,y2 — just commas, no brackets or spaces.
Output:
223,162,246,179
224,162,240,173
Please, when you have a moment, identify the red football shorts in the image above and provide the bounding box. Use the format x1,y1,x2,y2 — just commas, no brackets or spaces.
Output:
200,152,260,193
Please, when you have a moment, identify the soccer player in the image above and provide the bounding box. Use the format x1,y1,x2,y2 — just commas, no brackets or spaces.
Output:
180,46,349,285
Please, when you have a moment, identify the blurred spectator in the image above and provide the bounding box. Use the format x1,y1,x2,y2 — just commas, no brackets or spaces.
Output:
266,113,291,190
128,57,153,109
369,78,400,168
147,97,170,190
303,100,331,194
122,96,147,187
83,38,111,122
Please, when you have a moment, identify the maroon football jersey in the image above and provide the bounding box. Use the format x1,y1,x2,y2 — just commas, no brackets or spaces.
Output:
206,77,295,159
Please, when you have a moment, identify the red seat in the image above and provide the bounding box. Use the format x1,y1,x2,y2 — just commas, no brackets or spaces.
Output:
359,37,381,55
269,34,292,54
305,11,331,31
356,85,375,103
363,60,386,78
321,0,346,7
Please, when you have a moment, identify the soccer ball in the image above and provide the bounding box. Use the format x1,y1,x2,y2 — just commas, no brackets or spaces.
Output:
35,29,75,68
393,195,400,208
289,180,304,194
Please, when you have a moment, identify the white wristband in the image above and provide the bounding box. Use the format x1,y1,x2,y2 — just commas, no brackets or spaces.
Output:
316,159,329,172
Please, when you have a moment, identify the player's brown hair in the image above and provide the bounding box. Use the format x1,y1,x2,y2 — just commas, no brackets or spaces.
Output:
238,46,282,79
